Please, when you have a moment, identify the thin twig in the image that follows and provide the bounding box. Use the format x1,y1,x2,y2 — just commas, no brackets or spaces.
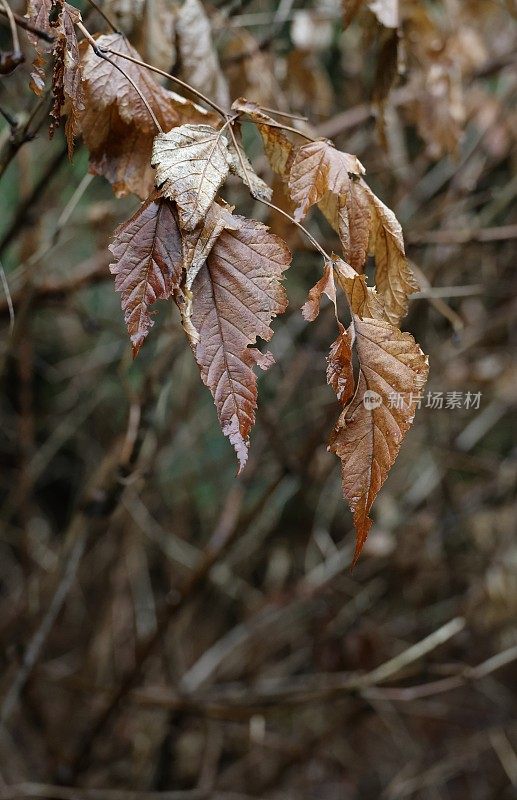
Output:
0,6,53,42
0,0,20,52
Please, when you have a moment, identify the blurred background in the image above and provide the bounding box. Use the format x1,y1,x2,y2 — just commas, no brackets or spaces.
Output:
0,0,516,798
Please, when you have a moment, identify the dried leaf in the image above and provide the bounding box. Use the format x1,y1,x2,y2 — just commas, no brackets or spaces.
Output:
26,0,52,94
190,217,291,470
49,2,85,156
80,34,215,198
301,261,337,322
151,124,232,231
287,140,417,321
365,189,418,325
109,193,183,355
183,200,238,290
228,137,273,202
175,0,230,110
81,32,175,133
288,139,365,220
327,326,354,406
329,316,428,564
232,97,294,178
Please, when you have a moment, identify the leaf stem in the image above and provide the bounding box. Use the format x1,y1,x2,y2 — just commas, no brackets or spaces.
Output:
245,115,316,143
76,22,163,134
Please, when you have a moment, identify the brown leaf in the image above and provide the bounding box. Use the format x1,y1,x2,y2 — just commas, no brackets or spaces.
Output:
183,200,238,290
175,0,230,111
152,124,232,231
327,326,354,407
287,140,370,271
231,97,294,179
189,217,291,471
287,139,417,321
80,34,215,198
332,256,387,321
228,136,273,202
301,261,337,322
365,189,419,325
26,0,52,94
329,316,428,564
109,193,183,356
49,2,84,156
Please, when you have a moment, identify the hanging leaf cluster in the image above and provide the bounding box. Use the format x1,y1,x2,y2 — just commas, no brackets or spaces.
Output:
23,0,429,564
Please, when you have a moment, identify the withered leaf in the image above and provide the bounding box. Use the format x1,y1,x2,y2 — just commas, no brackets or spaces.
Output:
26,0,52,94
175,0,230,111
80,34,215,198
152,124,232,231
109,193,183,356
228,136,273,202
183,200,238,290
365,189,419,325
49,2,84,156
329,316,428,564
231,98,294,179
287,140,417,322
327,326,354,407
301,261,337,322
190,217,291,471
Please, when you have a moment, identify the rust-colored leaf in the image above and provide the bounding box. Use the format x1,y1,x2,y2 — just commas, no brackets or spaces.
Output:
26,0,52,94
329,316,428,564
109,193,183,356
365,189,419,325
189,217,291,471
231,98,294,178
183,200,238,290
287,140,417,321
287,139,370,271
301,261,337,322
327,326,355,407
79,34,216,198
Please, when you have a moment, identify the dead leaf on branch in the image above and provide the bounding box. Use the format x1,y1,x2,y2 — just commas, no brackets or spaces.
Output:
26,0,53,94
328,316,428,564
228,135,273,202
231,97,294,179
287,139,417,323
79,34,215,198
151,124,233,231
182,200,238,290
49,1,84,156
366,190,418,325
109,193,183,356
189,217,291,471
